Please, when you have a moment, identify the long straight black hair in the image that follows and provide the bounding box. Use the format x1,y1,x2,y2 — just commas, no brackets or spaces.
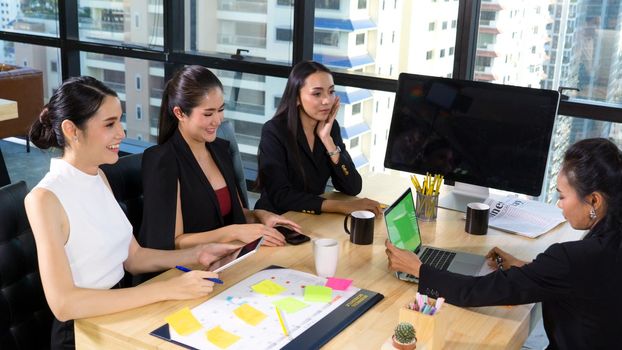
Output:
257,61,332,190
158,65,224,145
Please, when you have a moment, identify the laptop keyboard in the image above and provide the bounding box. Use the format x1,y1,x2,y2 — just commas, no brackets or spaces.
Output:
420,248,456,271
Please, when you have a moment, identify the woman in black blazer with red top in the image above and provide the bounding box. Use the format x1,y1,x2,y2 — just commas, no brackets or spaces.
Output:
256,61,381,216
386,138,622,349
140,66,301,252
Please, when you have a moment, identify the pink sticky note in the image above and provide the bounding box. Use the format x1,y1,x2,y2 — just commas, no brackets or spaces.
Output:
325,277,353,291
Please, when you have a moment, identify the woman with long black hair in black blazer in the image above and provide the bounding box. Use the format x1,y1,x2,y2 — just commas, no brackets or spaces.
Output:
140,66,301,251
386,138,622,349
255,61,381,216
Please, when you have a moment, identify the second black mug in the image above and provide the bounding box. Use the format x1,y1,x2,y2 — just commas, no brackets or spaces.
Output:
343,210,375,245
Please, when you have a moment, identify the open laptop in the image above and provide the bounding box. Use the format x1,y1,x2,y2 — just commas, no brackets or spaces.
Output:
385,188,489,282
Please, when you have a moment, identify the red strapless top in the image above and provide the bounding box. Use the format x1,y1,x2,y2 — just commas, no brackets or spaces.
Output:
214,186,231,217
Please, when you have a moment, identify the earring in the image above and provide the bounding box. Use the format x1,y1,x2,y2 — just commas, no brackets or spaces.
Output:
73,136,78,143
589,207,597,220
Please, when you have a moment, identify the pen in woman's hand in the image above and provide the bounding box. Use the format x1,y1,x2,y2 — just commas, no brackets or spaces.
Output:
175,265,224,284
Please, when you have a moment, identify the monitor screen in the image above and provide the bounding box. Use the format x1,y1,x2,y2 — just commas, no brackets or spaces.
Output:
384,73,559,197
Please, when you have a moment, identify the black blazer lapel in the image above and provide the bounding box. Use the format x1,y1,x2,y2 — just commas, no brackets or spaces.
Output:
295,122,321,171
171,131,224,225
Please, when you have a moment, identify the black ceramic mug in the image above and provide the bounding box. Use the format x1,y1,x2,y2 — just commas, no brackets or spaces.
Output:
343,210,375,245
465,202,490,235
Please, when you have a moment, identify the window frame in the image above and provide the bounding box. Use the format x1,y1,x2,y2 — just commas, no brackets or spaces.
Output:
0,0,617,150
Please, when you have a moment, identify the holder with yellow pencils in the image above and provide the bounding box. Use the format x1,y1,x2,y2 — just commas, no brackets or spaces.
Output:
410,173,443,222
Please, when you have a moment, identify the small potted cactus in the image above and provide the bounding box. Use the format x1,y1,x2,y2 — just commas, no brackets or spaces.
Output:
392,322,417,350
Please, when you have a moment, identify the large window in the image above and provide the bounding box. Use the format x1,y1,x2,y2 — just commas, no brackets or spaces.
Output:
186,0,294,64
80,52,164,144
1,0,58,37
313,0,458,78
0,0,620,199
78,0,164,49
475,0,622,202
0,41,61,100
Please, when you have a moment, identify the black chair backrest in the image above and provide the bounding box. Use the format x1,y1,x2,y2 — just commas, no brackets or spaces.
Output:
0,181,53,349
101,153,144,237
0,147,10,187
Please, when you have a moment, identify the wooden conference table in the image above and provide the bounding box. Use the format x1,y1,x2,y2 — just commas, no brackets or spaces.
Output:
75,173,583,349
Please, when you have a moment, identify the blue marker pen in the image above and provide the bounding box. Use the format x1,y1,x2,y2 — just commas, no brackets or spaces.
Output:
175,265,224,284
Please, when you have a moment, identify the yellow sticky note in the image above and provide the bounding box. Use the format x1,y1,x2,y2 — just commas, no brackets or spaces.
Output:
206,326,241,349
251,279,286,296
233,303,267,326
304,285,333,303
273,297,309,314
165,307,202,336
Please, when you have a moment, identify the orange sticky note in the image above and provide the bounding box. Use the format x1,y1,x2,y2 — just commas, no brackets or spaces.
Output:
233,303,267,326
206,326,241,349
165,307,202,336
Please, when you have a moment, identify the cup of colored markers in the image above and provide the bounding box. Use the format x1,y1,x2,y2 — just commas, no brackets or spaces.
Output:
400,292,447,350
411,173,443,222
405,292,444,315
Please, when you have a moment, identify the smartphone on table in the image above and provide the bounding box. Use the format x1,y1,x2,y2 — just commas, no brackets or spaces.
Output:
276,226,311,245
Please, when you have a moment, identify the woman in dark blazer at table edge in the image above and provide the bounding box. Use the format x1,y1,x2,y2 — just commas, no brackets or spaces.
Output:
255,60,380,216
386,137,622,349
139,66,300,252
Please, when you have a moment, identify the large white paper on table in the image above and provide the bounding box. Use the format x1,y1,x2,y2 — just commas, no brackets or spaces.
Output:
485,196,566,238
162,268,360,350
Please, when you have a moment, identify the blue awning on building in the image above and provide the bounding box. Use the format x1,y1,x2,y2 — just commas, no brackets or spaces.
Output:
315,18,376,31
340,122,370,139
335,89,373,105
352,154,369,168
313,53,374,69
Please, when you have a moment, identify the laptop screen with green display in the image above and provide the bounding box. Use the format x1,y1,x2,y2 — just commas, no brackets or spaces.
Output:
384,189,421,252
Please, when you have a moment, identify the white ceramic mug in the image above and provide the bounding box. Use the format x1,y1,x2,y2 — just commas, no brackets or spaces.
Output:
313,238,339,278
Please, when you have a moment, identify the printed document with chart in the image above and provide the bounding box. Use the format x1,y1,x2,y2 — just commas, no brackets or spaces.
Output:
485,196,566,238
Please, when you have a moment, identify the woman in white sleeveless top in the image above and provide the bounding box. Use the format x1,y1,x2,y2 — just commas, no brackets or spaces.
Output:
25,76,238,349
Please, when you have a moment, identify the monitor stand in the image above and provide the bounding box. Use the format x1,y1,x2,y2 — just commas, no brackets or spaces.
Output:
438,182,490,213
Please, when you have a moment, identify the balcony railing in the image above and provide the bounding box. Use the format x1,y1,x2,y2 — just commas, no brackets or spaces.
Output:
218,33,266,48
479,20,497,27
218,0,268,13
104,81,126,94
86,52,125,63
225,101,264,115
100,21,125,32
150,87,164,99
474,65,491,73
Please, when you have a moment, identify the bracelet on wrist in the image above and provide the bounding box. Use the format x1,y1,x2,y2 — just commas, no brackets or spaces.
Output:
326,146,341,157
